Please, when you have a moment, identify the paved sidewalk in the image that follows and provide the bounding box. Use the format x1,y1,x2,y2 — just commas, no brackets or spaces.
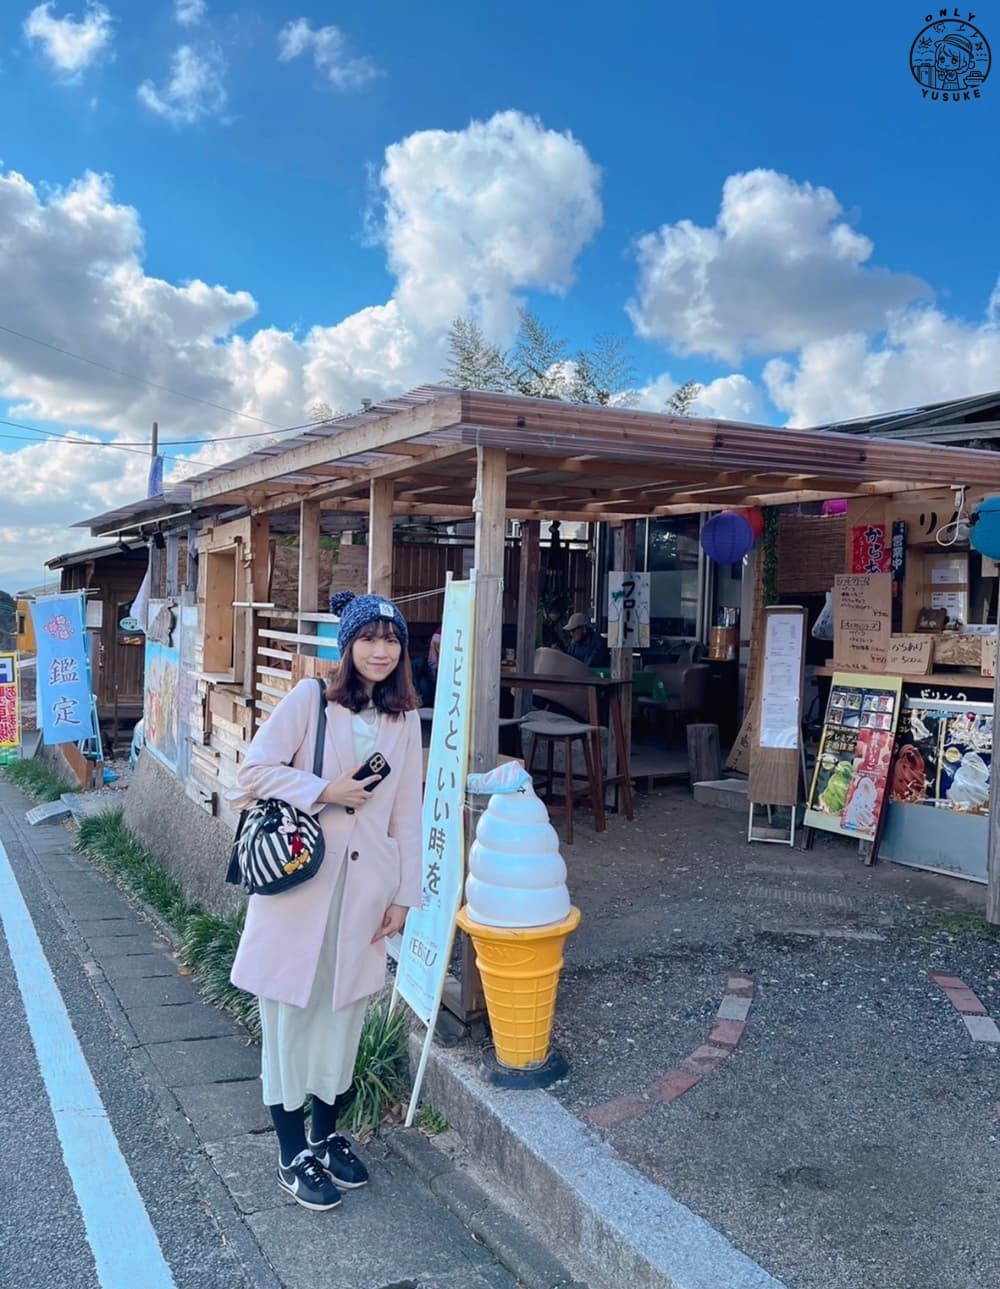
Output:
0,780,526,1289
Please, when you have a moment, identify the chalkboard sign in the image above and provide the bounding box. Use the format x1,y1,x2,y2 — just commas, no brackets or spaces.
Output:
748,606,807,808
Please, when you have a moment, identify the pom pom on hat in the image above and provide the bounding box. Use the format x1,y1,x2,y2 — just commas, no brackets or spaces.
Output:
329,590,409,653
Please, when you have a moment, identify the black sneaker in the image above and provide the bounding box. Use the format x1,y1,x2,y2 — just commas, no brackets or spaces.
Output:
307,1133,369,1189
276,1150,343,1211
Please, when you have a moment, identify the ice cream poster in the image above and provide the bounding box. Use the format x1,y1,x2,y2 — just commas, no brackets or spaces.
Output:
805,674,903,840
938,709,992,815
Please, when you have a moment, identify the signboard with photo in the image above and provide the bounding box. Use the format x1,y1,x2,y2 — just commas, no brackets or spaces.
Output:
889,702,993,817
805,673,903,840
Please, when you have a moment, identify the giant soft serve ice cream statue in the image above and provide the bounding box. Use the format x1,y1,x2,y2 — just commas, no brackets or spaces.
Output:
456,761,581,1085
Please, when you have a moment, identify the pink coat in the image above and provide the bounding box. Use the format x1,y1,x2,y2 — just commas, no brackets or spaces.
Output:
229,678,424,1011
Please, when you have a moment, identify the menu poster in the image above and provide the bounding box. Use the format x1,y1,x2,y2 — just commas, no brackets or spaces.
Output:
759,610,804,749
939,711,992,815
805,673,903,840
890,707,947,806
851,524,891,575
890,703,992,817
833,574,892,672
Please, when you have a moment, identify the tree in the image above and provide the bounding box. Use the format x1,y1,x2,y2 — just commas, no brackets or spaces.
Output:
442,317,511,391
570,334,638,407
308,401,336,423
509,311,570,400
665,380,703,416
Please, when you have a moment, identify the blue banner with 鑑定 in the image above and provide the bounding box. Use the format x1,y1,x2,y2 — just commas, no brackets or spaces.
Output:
29,594,94,746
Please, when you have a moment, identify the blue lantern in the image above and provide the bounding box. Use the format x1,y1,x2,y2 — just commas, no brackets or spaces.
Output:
970,496,1000,561
701,511,755,564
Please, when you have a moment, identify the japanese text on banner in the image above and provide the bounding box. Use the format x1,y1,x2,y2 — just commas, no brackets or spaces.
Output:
29,594,94,746
0,653,19,751
608,572,650,648
394,578,475,1025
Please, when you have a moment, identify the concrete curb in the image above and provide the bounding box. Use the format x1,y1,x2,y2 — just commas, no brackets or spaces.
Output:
412,1037,788,1289
387,1127,587,1289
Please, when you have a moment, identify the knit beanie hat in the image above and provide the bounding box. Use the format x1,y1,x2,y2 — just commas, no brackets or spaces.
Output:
330,591,409,654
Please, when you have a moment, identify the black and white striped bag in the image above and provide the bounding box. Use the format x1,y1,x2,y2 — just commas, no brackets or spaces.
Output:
225,678,327,896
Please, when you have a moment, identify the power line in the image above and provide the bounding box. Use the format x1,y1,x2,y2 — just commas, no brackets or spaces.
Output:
0,320,289,429
0,418,183,462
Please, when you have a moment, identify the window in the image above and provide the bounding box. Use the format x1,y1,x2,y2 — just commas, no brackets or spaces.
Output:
646,516,701,639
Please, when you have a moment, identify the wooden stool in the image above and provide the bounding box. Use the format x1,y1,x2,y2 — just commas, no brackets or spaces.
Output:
523,717,606,844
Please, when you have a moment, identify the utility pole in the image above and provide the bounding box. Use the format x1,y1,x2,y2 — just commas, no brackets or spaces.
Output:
151,420,159,458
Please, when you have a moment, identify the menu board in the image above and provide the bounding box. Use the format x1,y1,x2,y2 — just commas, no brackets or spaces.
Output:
805,673,903,840
759,611,804,749
890,702,992,816
833,574,892,672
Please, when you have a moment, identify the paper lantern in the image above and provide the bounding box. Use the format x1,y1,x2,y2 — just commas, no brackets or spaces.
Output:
732,506,765,539
821,498,848,517
701,512,755,564
970,497,1000,560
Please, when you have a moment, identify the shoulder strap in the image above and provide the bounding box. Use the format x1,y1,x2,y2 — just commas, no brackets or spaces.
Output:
312,677,327,776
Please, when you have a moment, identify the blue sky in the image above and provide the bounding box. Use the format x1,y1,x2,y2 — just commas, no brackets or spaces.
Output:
0,0,998,588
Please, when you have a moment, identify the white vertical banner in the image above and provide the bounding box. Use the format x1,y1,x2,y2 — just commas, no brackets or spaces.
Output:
608,571,650,648
392,574,475,1123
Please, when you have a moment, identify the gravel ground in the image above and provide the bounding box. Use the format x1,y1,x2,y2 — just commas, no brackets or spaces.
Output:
542,786,1000,1289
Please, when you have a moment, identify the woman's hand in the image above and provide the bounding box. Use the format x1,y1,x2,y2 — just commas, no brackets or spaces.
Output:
371,903,408,943
319,769,381,810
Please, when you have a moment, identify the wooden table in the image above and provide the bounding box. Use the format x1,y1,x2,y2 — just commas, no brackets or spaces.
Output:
500,672,634,820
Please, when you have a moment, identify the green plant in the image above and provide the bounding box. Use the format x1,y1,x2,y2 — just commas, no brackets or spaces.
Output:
415,1105,450,1135
77,809,194,932
338,999,409,1135
181,909,261,1037
2,759,77,802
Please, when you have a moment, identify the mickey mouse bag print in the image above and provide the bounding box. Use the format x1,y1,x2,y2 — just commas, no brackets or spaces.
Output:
226,679,328,895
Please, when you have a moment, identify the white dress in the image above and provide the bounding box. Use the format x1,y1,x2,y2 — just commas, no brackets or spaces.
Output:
259,706,381,1110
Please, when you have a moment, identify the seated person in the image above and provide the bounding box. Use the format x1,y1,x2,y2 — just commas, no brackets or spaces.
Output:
539,600,569,651
564,612,610,669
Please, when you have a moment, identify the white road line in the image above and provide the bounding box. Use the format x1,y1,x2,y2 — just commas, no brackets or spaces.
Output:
0,838,176,1289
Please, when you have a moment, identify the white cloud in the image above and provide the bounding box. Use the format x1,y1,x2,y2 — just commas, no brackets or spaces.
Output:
633,371,768,423
628,169,930,364
23,1,112,75
277,18,379,91
764,289,1000,426
137,44,227,125
0,112,603,588
174,0,205,25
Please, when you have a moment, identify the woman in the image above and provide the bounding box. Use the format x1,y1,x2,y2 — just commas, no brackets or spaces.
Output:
230,591,423,1211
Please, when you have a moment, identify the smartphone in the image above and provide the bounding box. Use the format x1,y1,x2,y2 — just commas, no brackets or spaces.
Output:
353,752,391,791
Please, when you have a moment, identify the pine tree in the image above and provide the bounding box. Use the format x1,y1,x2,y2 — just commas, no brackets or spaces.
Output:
665,380,703,416
509,310,569,400
442,317,511,391
570,334,638,407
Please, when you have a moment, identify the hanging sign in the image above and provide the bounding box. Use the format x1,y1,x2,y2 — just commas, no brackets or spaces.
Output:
29,594,95,746
607,572,650,648
833,574,892,671
851,524,891,574
805,673,903,840
0,653,20,754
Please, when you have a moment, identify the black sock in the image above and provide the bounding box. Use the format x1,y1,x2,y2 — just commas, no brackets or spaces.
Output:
269,1103,307,1168
309,1091,349,1143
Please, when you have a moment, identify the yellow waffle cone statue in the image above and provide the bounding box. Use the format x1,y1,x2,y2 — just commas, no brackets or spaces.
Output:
461,761,581,1070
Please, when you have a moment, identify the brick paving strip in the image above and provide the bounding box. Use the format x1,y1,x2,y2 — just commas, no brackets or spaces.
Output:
929,971,1000,1043
586,974,755,1129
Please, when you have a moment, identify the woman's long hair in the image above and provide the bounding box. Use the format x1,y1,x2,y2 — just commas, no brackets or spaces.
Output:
326,621,419,716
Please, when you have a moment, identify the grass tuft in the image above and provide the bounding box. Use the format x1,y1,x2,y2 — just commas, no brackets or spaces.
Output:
2,759,77,803
338,999,410,1135
78,808,194,933
415,1104,450,1135
181,910,261,1038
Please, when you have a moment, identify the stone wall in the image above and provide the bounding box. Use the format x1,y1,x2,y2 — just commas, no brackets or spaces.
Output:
123,750,243,918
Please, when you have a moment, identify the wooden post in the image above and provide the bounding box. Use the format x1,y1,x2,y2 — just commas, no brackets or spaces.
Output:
610,521,637,793
687,723,722,787
457,446,506,1024
298,498,321,622
515,519,540,717
165,533,180,597
470,447,506,775
368,479,394,597
987,607,1000,924
246,514,269,704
